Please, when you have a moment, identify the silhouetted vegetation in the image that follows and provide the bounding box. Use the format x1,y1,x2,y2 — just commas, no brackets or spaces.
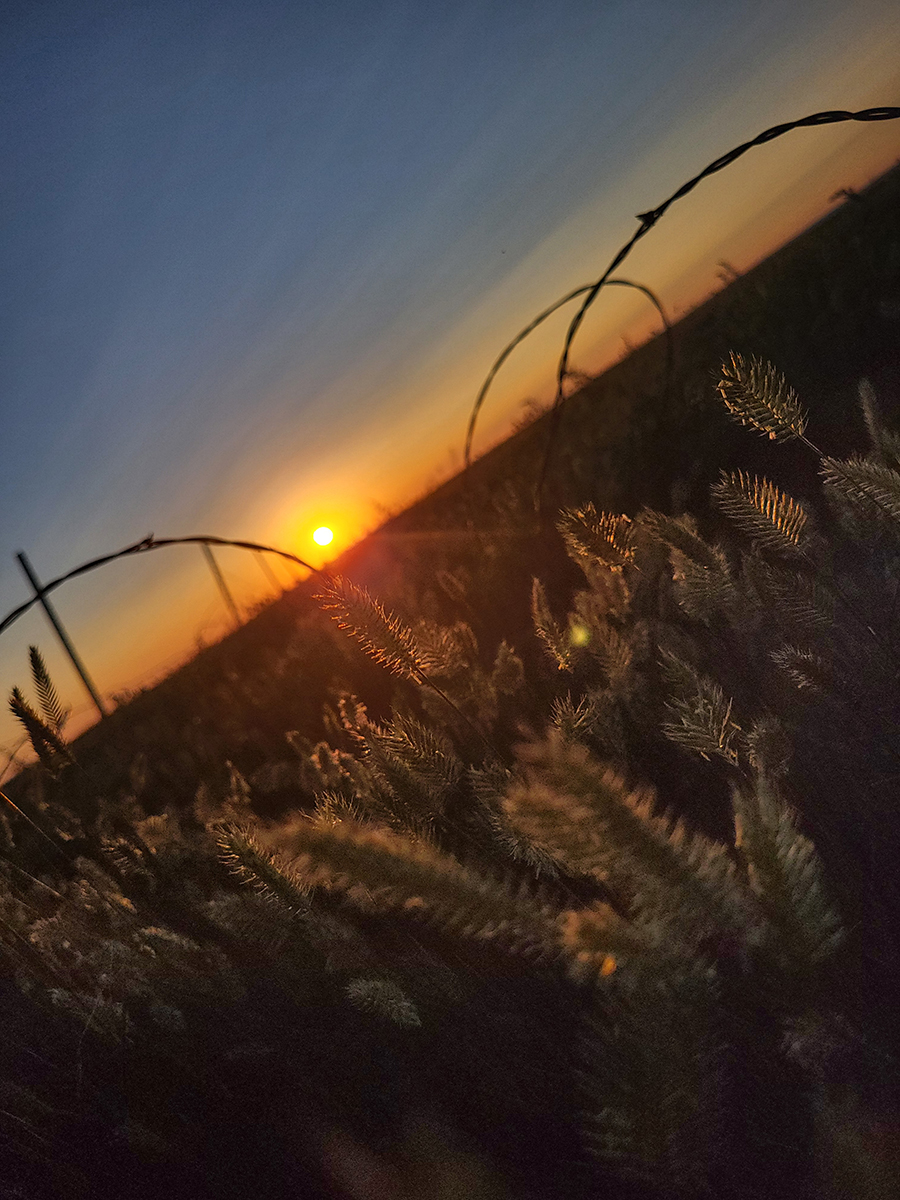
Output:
2,161,900,1200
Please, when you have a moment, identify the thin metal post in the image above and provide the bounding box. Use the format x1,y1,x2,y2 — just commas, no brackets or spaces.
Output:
201,544,241,630
254,549,283,597
15,551,108,718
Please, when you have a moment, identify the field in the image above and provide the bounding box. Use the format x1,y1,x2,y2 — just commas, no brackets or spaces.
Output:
14,159,898,807
2,160,900,1199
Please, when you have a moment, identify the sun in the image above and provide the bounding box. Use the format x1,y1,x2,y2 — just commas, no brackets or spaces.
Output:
312,526,334,546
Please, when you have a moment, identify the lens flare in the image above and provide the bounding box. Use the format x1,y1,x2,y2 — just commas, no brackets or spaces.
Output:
313,526,334,546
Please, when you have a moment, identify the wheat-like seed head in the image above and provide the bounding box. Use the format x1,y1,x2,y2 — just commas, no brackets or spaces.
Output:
270,819,560,957
8,686,73,771
711,471,811,554
315,576,430,681
718,353,806,442
820,455,900,524
731,777,844,972
559,505,635,571
216,823,312,914
639,510,721,570
770,646,831,693
28,646,66,733
531,577,575,670
659,649,743,766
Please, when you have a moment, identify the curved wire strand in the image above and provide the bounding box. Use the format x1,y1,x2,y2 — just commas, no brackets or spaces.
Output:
463,278,672,468
534,106,900,509
0,535,326,638
462,105,900,509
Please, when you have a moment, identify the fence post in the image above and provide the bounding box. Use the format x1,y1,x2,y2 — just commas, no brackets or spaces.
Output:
15,551,109,719
254,549,284,597
201,544,241,630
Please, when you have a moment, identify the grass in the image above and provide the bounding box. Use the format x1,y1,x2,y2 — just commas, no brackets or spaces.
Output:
1,124,900,1200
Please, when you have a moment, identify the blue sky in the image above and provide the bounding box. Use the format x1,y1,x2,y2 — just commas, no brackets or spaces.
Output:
1,0,899,759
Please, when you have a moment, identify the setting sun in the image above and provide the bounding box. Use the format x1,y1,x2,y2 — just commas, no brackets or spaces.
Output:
312,526,334,546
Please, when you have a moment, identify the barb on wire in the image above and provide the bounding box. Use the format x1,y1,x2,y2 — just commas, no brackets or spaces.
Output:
532,106,900,509
464,278,672,469
465,105,900,511
0,535,325,638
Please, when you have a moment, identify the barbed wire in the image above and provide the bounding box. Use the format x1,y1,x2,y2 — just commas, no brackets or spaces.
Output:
533,106,900,509
463,277,672,468
5,111,899,647
0,533,494,749
0,535,326,638
464,105,900,509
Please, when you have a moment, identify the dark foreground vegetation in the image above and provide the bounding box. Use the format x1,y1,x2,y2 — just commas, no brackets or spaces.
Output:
2,163,900,1199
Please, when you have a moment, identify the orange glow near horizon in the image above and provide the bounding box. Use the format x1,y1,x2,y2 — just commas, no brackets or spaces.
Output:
6,142,900,760
264,490,376,569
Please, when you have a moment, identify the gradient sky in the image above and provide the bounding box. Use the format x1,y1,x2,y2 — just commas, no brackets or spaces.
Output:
2,0,899,761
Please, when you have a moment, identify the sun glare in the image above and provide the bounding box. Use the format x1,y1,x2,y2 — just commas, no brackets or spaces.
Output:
312,526,334,546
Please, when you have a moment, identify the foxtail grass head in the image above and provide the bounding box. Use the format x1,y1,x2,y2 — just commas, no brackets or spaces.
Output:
718,353,806,442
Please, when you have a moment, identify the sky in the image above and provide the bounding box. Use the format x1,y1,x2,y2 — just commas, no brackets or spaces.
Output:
1,0,899,764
